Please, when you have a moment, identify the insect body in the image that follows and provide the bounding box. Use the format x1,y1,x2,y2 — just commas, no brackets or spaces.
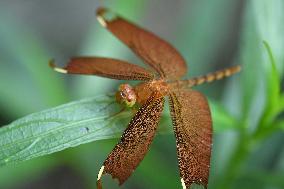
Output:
50,7,241,189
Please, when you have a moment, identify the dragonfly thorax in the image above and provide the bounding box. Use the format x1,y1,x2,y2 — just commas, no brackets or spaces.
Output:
133,80,169,105
115,84,137,108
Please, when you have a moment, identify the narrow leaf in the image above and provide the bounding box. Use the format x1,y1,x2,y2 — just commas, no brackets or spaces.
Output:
209,100,237,131
252,0,284,77
263,41,280,109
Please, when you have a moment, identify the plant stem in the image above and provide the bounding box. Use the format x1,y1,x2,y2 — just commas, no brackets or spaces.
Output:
214,132,251,189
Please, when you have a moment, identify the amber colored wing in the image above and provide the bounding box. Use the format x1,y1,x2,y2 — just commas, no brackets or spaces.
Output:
169,90,212,188
50,57,154,81
97,93,164,186
96,8,187,79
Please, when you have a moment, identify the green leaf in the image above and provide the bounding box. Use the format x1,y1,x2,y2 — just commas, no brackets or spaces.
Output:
252,0,284,77
236,0,284,126
0,94,132,166
255,41,282,129
263,41,280,111
209,100,237,131
0,92,235,166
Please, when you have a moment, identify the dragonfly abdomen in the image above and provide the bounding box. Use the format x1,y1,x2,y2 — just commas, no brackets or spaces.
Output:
171,65,241,89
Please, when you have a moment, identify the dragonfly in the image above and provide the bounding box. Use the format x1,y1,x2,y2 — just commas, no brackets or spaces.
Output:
50,7,241,189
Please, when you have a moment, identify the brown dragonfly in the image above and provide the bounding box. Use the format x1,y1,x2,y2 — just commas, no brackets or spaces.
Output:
50,7,241,189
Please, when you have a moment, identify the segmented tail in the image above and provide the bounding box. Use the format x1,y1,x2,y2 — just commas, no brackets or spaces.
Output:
172,65,241,89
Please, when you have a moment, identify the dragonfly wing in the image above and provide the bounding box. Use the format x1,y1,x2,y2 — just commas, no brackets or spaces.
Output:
97,8,187,79
50,57,154,80
98,93,164,185
169,90,212,188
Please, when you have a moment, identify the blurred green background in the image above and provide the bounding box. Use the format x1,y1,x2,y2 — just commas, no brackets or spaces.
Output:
0,0,284,189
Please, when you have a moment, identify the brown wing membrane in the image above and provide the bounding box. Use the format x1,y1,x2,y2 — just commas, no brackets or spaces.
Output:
97,93,164,186
50,57,154,80
97,8,187,79
169,90,212,188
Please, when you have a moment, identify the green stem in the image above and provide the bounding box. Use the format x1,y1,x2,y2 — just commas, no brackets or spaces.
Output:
214,133,251,189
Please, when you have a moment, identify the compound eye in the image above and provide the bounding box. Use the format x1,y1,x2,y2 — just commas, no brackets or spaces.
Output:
120,91,126,98
116,83,136,108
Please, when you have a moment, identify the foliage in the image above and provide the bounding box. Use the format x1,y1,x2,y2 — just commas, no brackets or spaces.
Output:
0,0,283,189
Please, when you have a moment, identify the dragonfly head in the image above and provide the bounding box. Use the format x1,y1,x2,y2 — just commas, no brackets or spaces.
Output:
116,84,137,108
